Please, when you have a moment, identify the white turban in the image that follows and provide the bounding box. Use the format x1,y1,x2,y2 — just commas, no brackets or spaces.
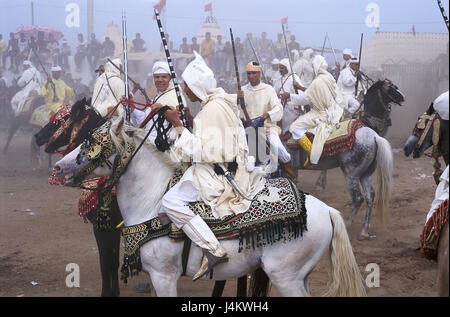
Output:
343,48,352,56
279,58,291,73
23,60,33,67
182,51,217,102
271,58,280,65
312,55,329,76
51,66,62,72
302,48,314,61
152,61,171,75
350,57,359,64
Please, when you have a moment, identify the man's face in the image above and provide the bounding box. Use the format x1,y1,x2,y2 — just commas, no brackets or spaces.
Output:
350,62,359,71
272,63,279,70
52,71,62,80
343,54,351,61
183,82,201,102
247,71,261,86
154,73,171,92
279,64,288,76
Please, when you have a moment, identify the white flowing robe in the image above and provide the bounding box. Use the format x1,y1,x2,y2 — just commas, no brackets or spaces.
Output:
273,72,303,134
169,89,266,219
337,67,363,114
425,165,449,223
289,71,344,164
11,67,43,116
91,62,125,118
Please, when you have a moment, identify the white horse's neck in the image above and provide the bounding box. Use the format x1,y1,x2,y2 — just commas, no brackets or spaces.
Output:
115,133,177,227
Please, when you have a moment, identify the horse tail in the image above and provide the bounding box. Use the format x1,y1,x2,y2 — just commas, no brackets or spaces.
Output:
322,208,367,297
374,134,394,227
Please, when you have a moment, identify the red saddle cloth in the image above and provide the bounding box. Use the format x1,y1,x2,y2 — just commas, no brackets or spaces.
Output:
306,119,365,157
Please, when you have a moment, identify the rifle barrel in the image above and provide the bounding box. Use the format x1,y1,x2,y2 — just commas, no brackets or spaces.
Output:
230,28,250,121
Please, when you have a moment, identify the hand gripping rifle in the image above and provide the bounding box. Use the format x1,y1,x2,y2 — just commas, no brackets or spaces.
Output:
122,9,131,122
230,28,250,122
154,9,189,129
33,47,58,103
107,58,151,104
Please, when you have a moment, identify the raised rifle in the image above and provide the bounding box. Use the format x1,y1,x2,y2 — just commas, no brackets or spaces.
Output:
122,9,131,122
107,58,151,104
281,23,298,95
355,33,363,97
33,48,58,103
230,28,250,121
154,9,189,129
320,33,327,56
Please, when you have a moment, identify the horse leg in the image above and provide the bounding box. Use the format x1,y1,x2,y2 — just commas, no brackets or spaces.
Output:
344,175,364,228
93,228,118,297
437,222,449,297
30,131,41,168
358,173,376,240
3,116,20,153
211,281,226,297
315,170,327,191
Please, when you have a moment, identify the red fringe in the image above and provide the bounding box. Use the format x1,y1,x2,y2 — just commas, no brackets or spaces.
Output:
419,199,449,261
306,120,365,157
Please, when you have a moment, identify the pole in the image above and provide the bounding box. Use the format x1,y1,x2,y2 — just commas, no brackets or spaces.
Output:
437,0,450,31
281,23,298,94
154,9,188,128
320,33,327,56
355,33,363,97
31,1,34,25
122,9,130,122
87,0,94,40
327,34,338,65
230,28,250,121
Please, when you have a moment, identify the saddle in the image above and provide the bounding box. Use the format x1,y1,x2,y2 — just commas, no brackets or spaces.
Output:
286,119,365,157
120,173,308,283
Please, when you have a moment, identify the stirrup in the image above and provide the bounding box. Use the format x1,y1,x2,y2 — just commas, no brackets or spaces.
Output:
192,250,228,281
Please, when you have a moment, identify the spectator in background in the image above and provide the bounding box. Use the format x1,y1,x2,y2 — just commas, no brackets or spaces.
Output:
179,37,190,54
0,34,7,69
6,32,19,72
273,33,284,58
191,37,200,53
36,31,47,53
87,33,102,71
132,33,146,53
288,35,300,52
47,33,59,66
74,33,87,72
214,34,225,73
200,32,215,67
160,33,173,52
59,39,71,72
102,37,115,58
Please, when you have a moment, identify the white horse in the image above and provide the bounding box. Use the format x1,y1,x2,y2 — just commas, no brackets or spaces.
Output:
53,120,367,297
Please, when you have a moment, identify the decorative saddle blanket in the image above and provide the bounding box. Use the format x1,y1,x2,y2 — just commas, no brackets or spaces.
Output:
120,174,308,283
287,119,365,157
419,199,449,261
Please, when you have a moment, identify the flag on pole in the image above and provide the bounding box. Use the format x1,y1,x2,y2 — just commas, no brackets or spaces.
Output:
205,2,212,12
281,16,288,24
412,24,416,37
153,0,167,19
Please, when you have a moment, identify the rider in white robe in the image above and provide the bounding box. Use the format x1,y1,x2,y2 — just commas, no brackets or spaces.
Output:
91,58,125,119
293,48,315,89
289,55,345,165
11,60,43,117
337,57,364,115
161,52,266,281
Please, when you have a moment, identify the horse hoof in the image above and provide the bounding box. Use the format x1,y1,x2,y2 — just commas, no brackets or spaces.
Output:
357,231,376,241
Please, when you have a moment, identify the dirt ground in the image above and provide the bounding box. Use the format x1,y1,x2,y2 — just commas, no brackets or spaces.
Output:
0,128,442,298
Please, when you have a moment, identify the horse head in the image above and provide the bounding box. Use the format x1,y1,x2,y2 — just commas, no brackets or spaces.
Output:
404,107,449,164
379,79,405,106
34,97,104,154
53,119,121,186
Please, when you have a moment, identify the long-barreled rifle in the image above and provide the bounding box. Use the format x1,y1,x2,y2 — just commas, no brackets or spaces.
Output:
230,28,250,121
154,9,189,129
247,37,268,84
33,47,58,102
281,23,298,95
122,9,131,122
437,0,450,31
107,58,151,104
355,33,363,96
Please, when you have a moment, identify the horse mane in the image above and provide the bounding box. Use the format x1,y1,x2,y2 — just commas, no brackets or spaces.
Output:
365,79,386,96
108,119,180,171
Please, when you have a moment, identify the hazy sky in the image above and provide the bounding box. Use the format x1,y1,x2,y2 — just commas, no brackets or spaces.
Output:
1,0,448,54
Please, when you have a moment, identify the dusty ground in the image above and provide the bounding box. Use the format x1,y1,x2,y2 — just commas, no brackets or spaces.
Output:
0,129,442,298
